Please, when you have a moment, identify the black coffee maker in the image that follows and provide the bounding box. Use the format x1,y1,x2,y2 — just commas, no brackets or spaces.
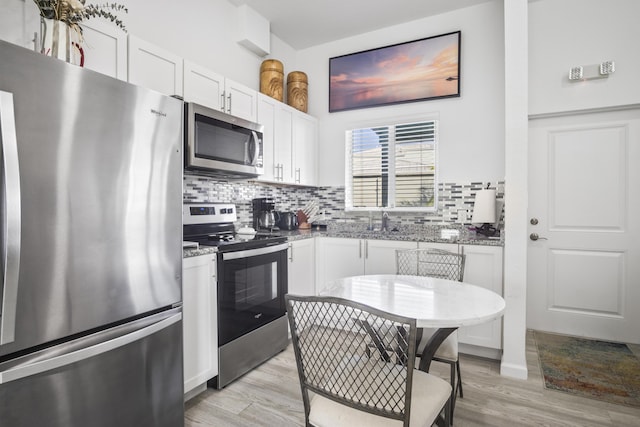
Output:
252,198,278,230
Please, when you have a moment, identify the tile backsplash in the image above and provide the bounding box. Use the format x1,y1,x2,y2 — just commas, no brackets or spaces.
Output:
183,174,505,229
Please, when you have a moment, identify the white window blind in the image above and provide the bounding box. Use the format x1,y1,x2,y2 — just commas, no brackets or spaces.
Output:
346,120,437,211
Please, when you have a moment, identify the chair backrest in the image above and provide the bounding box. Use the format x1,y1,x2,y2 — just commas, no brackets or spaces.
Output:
285,295,418,427
396,248,466,281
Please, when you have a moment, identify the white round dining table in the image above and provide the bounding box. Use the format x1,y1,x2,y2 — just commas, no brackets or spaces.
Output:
320,274,506,328
319,274,506,372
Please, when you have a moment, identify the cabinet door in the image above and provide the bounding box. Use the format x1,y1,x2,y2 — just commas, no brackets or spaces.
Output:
183,60,224,111
225,78,257,122
288,239,316,296
127,35,183,97
182,255,218,394
292,112,317,186
81,21,127,80
458,245,503,350
417,242,459,252
315,237,363,293
256,93,277,182
365,239,417,275
0,0,40,48
274,103,294,183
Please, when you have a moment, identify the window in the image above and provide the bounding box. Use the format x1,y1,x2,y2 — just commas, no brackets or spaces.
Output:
345,120,437,212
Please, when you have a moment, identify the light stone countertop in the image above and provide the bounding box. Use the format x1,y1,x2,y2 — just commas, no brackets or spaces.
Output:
183,224,502,258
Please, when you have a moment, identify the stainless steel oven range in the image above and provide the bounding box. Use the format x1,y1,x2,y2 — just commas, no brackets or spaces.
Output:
183,203,289,389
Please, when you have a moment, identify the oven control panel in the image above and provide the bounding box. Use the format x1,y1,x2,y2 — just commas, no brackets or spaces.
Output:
183,203,237,225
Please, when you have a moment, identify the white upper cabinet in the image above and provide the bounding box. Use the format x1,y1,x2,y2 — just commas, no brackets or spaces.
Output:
81,21,127,80
256,95,317,186
257,93,277,181
183,60,224,111
274,103,294,182
127,35,183,97
224,78,257,122
292,112,317,186
183,60,257,122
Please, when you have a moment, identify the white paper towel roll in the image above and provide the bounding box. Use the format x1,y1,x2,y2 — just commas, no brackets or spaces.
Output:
471,189,497,224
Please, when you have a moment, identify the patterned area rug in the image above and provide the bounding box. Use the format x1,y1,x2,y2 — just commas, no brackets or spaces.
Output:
534,331,640,407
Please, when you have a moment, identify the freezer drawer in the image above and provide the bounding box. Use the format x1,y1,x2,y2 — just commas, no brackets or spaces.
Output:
0,308,184,427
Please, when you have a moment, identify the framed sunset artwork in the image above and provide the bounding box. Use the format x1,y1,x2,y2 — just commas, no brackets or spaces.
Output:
329,31,461,112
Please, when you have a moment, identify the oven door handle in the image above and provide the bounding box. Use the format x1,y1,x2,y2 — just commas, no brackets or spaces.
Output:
222,243,289,261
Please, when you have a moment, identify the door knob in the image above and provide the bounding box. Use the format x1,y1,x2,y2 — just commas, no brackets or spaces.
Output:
530,233,547,241
530,218,539,225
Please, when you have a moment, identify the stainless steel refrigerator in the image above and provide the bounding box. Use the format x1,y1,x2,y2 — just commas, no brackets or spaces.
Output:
0,41,184,426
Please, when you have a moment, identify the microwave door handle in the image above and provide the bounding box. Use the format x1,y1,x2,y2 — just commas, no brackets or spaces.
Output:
0,91,22,345
248,131,260,166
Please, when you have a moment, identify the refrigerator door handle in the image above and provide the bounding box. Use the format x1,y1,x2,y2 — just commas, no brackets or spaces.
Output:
0,311,182,385
0,90,21,346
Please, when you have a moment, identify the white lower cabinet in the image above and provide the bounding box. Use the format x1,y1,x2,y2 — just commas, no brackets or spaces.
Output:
457,244,503,352
418,241,504,355
288,239,316,296
316,238,362,292
315,237,416,294
364,239,417,275
182,254,218,396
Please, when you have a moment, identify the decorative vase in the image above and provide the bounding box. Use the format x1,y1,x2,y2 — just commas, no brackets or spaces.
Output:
260,59,284,102
287,71,308,113
40,18,84,66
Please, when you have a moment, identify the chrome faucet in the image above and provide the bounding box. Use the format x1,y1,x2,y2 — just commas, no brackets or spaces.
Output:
381,211,390,232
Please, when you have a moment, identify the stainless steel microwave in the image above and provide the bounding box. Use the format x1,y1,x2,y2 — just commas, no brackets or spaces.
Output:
185,102,264,178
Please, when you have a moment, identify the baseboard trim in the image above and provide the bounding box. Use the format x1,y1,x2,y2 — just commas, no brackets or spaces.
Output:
184,382,208,402
500,362,528,379
459,343,502,360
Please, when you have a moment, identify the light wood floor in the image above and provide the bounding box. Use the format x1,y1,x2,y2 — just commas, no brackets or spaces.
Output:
185,330,640,426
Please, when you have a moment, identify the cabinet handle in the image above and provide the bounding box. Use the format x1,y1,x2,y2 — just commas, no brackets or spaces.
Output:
365,240,368,259
288,243,293,262
220,92,226,112
227,93,232,113
279,164,284,181
295,168,301,183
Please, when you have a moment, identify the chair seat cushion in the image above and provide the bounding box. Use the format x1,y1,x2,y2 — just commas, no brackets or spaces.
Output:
308,366,451,427
417,328,458,361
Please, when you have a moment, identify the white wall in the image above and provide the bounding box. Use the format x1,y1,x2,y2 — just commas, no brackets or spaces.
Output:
0,0,298,92
502,0,529,380
296,1,505,187
529,0,640,115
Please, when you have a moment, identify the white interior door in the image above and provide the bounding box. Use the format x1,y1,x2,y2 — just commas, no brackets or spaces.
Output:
527,109,640,344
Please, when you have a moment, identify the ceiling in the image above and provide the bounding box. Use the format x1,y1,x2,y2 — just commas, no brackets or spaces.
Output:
229,0,492,50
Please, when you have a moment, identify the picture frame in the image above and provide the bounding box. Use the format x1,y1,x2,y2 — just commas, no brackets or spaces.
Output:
329,31,461,112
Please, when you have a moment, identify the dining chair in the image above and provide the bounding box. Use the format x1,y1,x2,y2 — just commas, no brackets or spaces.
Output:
396,247,466,424
285,294,451,427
